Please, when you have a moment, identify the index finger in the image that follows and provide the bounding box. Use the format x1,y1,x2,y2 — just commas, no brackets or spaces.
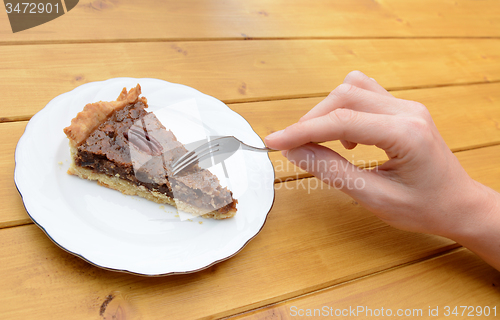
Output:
265,108,400,153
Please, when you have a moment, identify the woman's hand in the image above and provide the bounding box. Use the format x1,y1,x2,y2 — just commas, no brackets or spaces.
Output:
265,71,500,269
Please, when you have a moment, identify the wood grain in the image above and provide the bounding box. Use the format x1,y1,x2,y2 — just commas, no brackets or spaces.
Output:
0,187,457,319
229,248,500,320
1,1,499,319
229,82,500,181
2,144,500,319
0,121,32,229
3,82,500,227
1,39,500,121
1,0,499,43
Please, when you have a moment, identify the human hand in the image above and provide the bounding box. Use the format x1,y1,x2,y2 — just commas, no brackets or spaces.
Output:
265,71,500,244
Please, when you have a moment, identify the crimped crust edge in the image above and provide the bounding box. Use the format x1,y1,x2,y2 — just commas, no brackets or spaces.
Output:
63,84,145,147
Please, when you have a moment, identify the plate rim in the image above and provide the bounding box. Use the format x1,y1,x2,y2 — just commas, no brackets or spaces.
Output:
14,77,276,276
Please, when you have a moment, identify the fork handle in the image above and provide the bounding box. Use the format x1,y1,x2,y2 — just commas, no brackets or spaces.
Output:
240,144,279,153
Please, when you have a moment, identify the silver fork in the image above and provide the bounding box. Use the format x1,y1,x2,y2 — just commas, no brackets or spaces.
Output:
171,136,277,176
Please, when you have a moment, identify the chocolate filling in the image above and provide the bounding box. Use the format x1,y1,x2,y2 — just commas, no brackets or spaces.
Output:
74,102,237,214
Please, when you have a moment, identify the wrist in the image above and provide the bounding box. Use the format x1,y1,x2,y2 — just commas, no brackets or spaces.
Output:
445,180,499,239
444,180,500,269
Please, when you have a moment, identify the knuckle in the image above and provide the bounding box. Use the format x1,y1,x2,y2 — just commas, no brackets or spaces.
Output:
401,102,436,142
323,166,346,189
290,121,314,142
293,120,308,134
344,70,366,84
411,101,432,119
407,117,429,132
329,83,357,100
329,107,355,125
404,117,433,144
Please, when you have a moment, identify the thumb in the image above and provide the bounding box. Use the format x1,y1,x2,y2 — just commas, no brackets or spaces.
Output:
285,143,389,204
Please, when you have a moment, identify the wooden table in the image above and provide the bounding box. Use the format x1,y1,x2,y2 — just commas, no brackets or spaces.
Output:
1,1,500,319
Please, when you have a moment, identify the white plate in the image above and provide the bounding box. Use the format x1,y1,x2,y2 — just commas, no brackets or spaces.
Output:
14,78,275,276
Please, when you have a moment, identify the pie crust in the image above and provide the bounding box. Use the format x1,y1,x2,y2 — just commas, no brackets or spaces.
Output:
64,85,237,219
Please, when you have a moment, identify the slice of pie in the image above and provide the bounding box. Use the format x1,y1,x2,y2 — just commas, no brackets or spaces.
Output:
63,84,237,219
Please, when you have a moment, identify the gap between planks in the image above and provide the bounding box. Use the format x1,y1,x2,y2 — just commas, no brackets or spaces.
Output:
2,79,500,124
222,246,465,320
0,36,499,47
4,143,500,229
274,141,500,184
0,219,33,230
1,140,496,315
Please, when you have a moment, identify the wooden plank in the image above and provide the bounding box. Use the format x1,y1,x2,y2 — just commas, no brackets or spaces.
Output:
2,144,500,319
3,82,500,227
229,248,500,320
0,188,457,319
232,82,500,181
454,145,500,188
0,121,32,229
1,0,500,43
1,39,500,121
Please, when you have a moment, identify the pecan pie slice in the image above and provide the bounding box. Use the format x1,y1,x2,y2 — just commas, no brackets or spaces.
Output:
63,85,237,219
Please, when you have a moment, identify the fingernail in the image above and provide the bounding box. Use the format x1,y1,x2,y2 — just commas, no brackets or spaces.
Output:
369,77,377,83
266,129,284,140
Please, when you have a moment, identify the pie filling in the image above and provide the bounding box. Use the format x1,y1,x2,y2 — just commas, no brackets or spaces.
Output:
65,87,237,217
